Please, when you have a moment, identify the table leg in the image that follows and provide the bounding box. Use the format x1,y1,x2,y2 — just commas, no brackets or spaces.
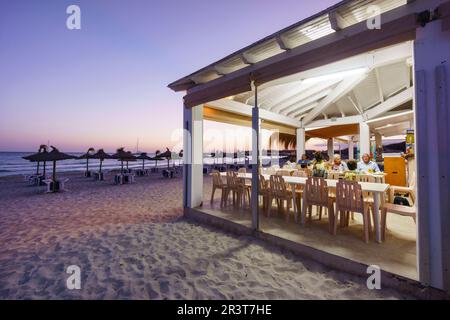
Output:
291,183,298,224
301,192,306,225
374,192,381,243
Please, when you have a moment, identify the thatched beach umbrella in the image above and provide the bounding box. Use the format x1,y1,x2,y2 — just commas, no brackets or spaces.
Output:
153,150,161,170
136,152,152,171
92,149,112,174
178,150,183,166
78,147,96,176
23,144,49,176
112,148,136,173
27,146,75,191
158,148,172,169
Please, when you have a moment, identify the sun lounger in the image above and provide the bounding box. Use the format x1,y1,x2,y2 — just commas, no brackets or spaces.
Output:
43,178,69,193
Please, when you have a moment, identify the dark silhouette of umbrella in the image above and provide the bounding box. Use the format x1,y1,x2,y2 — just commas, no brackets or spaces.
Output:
78,147,96,175
23,144,48,176
158,148,172,169
177,150,183,166
153,150,161,170
136,152,152,171
26,146,75,191
112,148,136,173
92,149,112,174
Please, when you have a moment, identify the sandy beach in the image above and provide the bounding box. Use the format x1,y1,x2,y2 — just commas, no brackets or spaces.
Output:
0,172,413,299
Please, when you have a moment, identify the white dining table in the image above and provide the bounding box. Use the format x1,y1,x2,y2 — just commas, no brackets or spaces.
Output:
219,172,389,243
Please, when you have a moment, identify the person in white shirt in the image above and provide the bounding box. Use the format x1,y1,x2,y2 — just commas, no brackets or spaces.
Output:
357,153,381,172
331,154,348,172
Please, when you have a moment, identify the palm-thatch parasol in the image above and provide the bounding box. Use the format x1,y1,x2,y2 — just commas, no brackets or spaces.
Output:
136,152,152,171
92,149,112,174
23,144,49,176
112,148,136,173
178,150,183,166
153,150,162,170
26,146,75,191
158,148,172,169
78,147,96,177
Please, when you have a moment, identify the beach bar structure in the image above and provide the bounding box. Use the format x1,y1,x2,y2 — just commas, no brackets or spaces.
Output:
169,0,450,293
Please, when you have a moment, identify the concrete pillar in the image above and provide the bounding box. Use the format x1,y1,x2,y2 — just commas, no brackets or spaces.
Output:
296,128,306,162
183,104,203,208
359,122,371,160
414,18,450,290
348,138,355,160
327,138,334,161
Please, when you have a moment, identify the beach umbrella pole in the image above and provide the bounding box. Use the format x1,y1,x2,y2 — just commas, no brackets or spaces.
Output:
52,160,56,192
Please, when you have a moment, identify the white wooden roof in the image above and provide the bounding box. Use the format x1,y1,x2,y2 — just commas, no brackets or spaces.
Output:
207,41,414,137
168,0,410,91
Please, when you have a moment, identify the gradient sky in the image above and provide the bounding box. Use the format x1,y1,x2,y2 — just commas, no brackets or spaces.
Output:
0,0,340,152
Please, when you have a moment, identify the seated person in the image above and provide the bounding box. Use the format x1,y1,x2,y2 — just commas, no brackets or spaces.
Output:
357,153,381,173
346,160,357,171
331,155,348,172
284,156,297,169
312,152,326,177
297,154,311,168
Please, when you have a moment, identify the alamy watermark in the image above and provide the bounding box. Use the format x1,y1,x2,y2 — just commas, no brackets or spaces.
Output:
366,265,381,290
66,5,81,30
366,5,382,30
66,265,81,290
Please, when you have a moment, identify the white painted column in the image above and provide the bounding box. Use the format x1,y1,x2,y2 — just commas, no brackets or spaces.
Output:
296,128,306,162
183,104,203,208
414,19,450,291
359,122,371,159
348,138,355,160
327,138,334,160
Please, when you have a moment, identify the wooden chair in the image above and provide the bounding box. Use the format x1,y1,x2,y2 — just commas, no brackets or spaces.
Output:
259,175,270,214
327,171,341,180
380,203,416,241
225,171,251,209
301,177,334,230
334,180,372,243
210,170,228,207
267,175,294,221
291,170,307,217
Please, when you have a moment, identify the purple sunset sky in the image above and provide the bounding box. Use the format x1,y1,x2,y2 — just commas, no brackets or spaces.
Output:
0,0,340,152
